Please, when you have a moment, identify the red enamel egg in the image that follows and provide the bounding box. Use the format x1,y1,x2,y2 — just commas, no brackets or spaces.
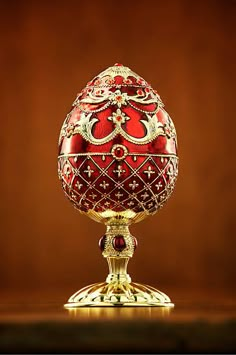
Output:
58,64,178,223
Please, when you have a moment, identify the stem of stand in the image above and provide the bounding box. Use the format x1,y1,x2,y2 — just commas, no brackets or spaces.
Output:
106,257,131,283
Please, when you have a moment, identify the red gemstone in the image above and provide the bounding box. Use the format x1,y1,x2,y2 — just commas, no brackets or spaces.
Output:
116,116,122,121
114,147,124,158
137,89,144,96
99,235,106,251
114,63,123,66
137,78,145,85
113,235,126,252
133,237,138,250
124,78,132,84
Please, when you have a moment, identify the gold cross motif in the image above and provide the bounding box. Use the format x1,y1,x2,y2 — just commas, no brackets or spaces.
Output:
141,191,149,200
84,165,94,178
113,165,126,177
144,166,155,179
155,181,163,190
75,181,83,190
115,191,123,199
129,180,139,190
64,165,71,177
100,181,109,189
89,192,97,200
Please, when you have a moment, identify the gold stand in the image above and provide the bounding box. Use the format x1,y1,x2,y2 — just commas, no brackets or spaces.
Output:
64,222,174,308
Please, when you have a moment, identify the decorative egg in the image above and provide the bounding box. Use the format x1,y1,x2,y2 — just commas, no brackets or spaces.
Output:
58,64,178,224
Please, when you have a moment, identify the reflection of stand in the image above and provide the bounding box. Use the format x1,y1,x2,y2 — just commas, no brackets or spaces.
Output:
67,304,172,320
64,223,174,308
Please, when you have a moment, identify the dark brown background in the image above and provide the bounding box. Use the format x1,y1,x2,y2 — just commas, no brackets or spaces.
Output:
1,0,235,301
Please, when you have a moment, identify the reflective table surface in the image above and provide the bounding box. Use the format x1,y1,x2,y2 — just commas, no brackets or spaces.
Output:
0,290,235,353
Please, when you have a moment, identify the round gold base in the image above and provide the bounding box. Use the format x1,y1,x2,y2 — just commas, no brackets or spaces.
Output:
64,281,174,308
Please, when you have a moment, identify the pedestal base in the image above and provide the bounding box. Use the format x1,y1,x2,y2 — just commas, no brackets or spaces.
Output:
64,282,174,308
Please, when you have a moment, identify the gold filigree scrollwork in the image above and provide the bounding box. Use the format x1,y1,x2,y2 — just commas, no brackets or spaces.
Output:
60,110,165,145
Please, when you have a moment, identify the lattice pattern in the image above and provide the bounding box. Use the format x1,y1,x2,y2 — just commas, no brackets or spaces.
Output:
58,153,178,215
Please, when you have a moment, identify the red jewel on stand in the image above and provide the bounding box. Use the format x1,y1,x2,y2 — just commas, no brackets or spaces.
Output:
113,235,126,252
133,237,138,250
99,235,106,252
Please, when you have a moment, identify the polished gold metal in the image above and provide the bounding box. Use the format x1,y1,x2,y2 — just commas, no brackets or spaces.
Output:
68,305,172,320
64,221,174,308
